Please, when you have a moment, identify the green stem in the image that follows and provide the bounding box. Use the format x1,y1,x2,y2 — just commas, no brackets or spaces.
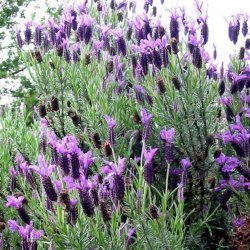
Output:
165,163,170,196
148,185,152,204
198,70,208,139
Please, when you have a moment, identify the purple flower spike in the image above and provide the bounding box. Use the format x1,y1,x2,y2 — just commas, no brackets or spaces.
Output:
6,196,31,225
242,14,248,37
24,20,32,45
104,115,116,147
30,155,55,177
54,180,62,193
160,128,175,144
125,227,136,249
71,42,81,63
180,158,191,186
134,85,145,105
161,128,175,164
20,162,36,189
169,9,179,41
199,15,209,45
220,96,231,106
104,115,116,128
58,146,70,176
102,158,126,201
9,167,16,193
47,18,56,45
7,221,43,250
215,153,239,172
6,196,24,209
69,198,78,224
228,16,240,45
34,23,42,46
143,148,158,164
16,25,23,48
44,32,49,52
30,155,57,202
62,38,71,63
112,29,127,56
113,174,125,200
80,150,94,178
78,183,95,217
180,158,191,170
84,15,94,44
69,147,81,180
30,228,44,242
8,220,20,232
48,131,59,165
141,108,153,143
143,148,158,186
70,9,78,30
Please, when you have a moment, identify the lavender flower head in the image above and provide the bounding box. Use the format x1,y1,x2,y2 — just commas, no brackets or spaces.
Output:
101,157,126,200
160,128,175,144
16,25,23,48
112,29,127,56
6,196,24,209
8,220,44,249
215,153,239,172
104,115,116,147
47,18,56,45
62,38,71,63
79,150,94,177
242,14,249,37
143,148,158,186
30,228,44,244
6,196,31,225
9,166,16,193
180,158,191,186
141,108,153,143
169,9,180,41
161,128,175,164
228,15,240,44
34,23,42,46
180,158,191,170
24,20,32,45
71,42,81,63
30,155,57,202
30,155,56,177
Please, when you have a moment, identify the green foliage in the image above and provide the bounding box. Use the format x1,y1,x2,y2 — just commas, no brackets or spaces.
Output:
0,0,249,249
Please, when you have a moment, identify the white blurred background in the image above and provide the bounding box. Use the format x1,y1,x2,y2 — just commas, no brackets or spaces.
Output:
0,0,249,105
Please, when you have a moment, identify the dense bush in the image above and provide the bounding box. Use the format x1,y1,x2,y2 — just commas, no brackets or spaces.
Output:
0,0,250,249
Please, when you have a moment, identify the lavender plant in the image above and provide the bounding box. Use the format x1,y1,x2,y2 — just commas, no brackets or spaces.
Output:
0,0,249,249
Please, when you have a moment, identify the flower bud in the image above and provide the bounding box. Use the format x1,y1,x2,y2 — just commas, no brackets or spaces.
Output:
172,76,181,90
239,47,245,60
91,132,102,149
148,204,160,219
38,103,46,118
170,38,179,54
103,141,112,157
51,96,59,111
